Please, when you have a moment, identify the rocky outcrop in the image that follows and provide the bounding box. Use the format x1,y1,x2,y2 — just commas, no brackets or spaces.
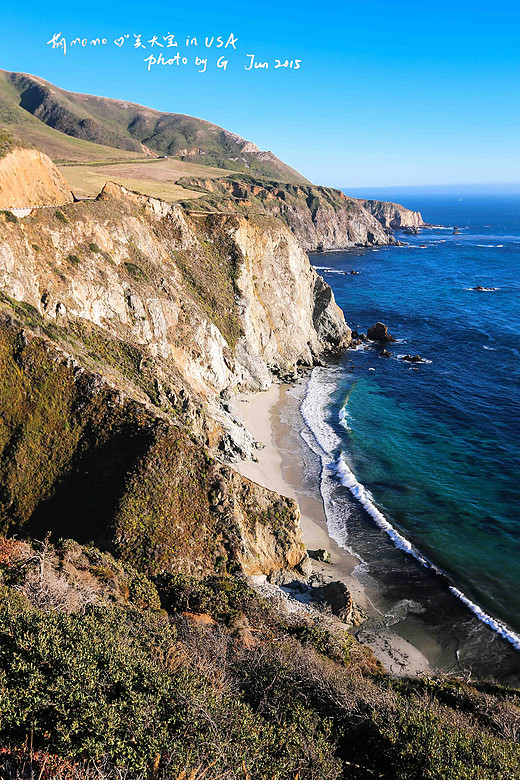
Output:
179,176,394,251
357,199,424,230
0,182,349,405
367,322,396,343
0,148,74,209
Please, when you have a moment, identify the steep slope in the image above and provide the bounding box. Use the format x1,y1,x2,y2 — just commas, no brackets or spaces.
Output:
0,147,350,576
0,69,308,182
178,174,397,250
0,140,74,208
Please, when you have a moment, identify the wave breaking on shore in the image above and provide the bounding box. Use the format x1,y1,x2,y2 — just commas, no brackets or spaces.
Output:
300,367,520,653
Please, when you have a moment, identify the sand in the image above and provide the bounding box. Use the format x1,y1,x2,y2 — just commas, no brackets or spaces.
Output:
231,382,432,677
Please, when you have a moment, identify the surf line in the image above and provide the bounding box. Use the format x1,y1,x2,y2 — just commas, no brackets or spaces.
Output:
300,367,520,653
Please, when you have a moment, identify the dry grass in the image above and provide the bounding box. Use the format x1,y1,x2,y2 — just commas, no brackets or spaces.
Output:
59,158,235,200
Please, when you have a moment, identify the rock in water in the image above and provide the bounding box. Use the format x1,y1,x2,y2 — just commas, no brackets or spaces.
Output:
380,349,391,357
401,354,424,363
367,322,397,343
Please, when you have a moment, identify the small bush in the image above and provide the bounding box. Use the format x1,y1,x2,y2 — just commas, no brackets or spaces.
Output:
0,210,18,224
67,254,81,266
55,210,68,224
124,261,146,281
89,243,100,253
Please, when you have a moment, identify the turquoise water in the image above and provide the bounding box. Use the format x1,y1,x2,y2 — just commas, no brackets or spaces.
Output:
305,194,520,677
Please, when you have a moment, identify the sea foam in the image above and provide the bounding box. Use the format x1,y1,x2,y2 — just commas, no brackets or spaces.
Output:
300,367,520,653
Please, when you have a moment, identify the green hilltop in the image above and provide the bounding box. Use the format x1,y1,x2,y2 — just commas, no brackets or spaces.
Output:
0,69,308,182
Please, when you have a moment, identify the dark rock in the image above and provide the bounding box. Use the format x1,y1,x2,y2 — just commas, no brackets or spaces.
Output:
379,349,391,358
321,580,353,623
350,270,360,275
401,354,424,363
367,322,396,343
310,548,331,564
473,285,497,292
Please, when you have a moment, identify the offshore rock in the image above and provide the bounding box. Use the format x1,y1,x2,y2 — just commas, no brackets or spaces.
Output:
367,322,397,343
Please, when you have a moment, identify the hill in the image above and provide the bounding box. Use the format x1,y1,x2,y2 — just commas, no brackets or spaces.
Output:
0,69,308,183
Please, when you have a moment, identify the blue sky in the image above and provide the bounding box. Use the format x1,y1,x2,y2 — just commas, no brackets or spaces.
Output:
2,0,519,188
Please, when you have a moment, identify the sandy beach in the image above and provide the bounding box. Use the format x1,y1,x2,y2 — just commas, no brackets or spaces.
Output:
231,381,432,677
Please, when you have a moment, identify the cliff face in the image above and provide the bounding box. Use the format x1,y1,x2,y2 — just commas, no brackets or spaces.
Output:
356,199,424,229
0,147,74,209
0,154,349,578
0,182,348,399
180,176,393,251
0,314,305,577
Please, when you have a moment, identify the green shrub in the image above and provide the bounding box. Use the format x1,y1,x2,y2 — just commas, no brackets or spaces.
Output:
0,210,18,224
124,261,146,281
156,572,269,624
55,210,68,224
67,254,81,265
89,243,100,253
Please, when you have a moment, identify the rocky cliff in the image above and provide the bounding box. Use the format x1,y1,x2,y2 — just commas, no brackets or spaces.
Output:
356,198,424,229
0,146,74,209
0,181,348,397
0,151,349,579
179,175,394,250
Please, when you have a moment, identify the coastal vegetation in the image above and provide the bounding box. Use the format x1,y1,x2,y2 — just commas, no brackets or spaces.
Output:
0,87,518,780
0,537,519,779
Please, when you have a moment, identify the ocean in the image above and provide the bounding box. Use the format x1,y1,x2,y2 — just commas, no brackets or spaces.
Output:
299,193,520,680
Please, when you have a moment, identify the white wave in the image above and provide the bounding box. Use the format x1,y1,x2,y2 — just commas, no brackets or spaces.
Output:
313,265,351,276
449,587,520,651
476,244,504,248
335,455,430,566
464,287,501,292
338,404,352,432
301,368,520,654
300,369,342,455
483,345,496,351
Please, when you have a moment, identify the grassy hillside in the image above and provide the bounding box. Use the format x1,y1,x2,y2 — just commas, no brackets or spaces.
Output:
0,69,308,183
58,157,235,201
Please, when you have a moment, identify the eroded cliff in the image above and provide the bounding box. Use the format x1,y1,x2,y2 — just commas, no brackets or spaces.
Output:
0,156,349,579
0,146,74,209
178,175,422,250
356,198,424,229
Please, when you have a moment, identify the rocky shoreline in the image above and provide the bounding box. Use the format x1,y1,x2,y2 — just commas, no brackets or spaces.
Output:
231,383,433,677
